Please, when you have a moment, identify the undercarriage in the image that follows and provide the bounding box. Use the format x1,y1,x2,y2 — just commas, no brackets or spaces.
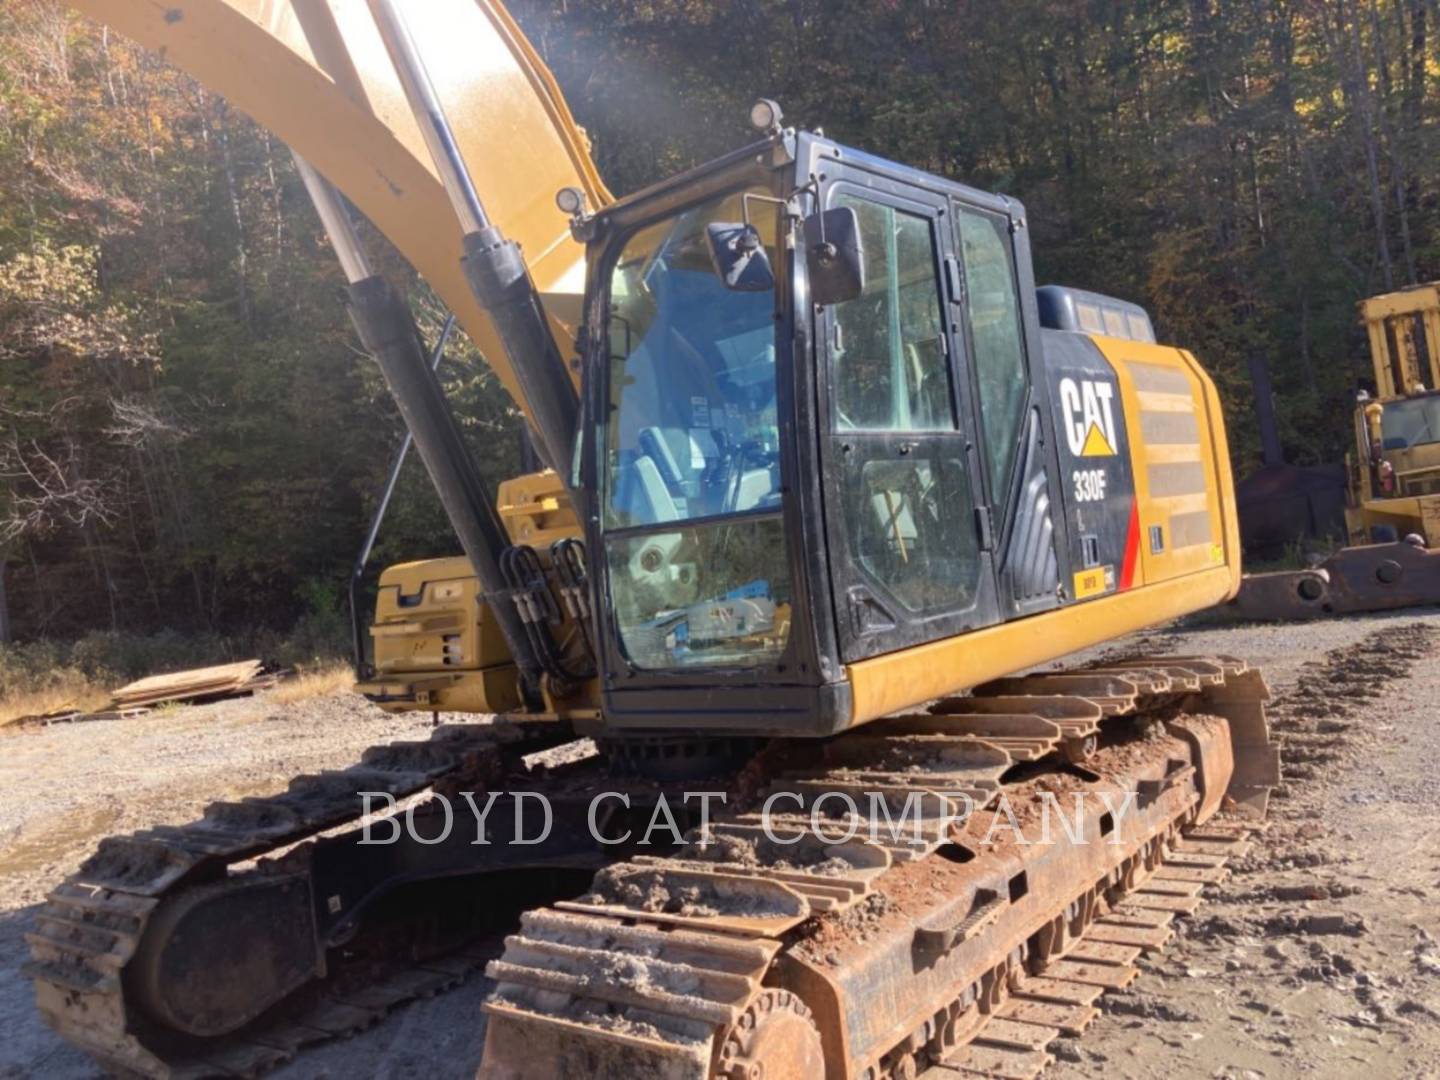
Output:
28,656,1276,1080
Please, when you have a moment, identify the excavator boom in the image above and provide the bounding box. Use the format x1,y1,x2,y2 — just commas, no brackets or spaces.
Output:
68,0,609,413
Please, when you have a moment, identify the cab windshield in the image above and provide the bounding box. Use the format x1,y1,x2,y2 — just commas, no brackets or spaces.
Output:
600,187,792,671
1380,394,1440,450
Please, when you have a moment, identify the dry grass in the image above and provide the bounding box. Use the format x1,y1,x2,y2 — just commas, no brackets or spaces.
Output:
0,678,112,729
268,662,355,705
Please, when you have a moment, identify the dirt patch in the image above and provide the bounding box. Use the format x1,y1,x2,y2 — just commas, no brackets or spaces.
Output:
793,891,895,964
1051,616,1440,1080
581,864,801,920
687,830,860,877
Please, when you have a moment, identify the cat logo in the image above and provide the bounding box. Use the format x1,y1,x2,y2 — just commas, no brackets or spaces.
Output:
1059,377,1119,458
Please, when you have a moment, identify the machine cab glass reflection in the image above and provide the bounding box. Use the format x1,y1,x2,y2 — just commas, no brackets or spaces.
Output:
1380,393,1440,450
600,187,791,671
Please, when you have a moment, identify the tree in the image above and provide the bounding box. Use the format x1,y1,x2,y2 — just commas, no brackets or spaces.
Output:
3,0,1440,641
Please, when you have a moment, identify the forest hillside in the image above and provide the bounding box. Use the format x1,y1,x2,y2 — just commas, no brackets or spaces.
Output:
1,0,1434,654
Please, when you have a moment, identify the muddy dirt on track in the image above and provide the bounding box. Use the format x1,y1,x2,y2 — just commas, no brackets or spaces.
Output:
2,610,1439,1080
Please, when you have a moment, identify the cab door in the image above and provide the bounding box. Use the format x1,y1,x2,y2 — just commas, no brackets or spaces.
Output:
816,170,1002,663
950,199,1064,618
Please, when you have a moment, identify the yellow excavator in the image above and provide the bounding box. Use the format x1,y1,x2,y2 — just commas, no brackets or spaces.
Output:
1229,285,1440,619
26,3,1280,1078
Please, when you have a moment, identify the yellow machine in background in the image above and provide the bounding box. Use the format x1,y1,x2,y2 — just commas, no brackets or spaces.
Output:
1229,284,1440,619
1350,285,1440,545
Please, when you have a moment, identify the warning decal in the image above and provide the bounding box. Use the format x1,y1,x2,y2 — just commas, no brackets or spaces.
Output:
1073,565,1116,599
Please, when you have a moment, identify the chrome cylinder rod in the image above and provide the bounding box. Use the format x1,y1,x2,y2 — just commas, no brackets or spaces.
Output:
364,0,581,482
292,153,373,284
366,0,489,235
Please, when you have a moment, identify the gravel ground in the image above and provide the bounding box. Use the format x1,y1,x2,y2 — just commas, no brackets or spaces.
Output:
0,696,442,1078
2,608,1438,1079
1052,612,1440,1080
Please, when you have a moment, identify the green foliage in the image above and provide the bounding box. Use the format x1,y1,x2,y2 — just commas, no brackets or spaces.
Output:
0,3,515,641
0,240,156,362
0,0,1437,650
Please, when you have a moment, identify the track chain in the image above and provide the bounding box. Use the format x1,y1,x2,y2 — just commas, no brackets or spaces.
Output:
916,823,1257,1078
25,721,562,1078
28,656,1277,1079
479,656,1276,1080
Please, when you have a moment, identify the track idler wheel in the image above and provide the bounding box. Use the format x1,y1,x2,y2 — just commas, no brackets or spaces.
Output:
131,874,319,1037
717,989,825,1080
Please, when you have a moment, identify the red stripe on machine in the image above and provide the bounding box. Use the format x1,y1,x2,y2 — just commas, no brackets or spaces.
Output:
1120,502,1141,590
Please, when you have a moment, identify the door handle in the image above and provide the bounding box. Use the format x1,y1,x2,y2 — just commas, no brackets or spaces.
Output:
975,506,995,551
944,255,964,306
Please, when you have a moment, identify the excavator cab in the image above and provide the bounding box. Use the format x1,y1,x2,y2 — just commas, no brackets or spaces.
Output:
576,129,1116,737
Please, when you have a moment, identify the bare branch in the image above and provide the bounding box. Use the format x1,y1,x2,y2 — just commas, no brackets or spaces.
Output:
103,396,195,450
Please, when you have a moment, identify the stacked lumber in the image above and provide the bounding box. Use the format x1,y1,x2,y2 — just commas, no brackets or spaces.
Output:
4,663,278,730
109,659,269,710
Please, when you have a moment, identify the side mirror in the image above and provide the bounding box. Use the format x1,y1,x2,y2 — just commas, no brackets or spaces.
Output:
706,223,775,291
804,207,865,306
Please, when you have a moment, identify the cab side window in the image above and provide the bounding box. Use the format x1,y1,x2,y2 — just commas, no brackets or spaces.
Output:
832,195,954,433
957,206,1029,501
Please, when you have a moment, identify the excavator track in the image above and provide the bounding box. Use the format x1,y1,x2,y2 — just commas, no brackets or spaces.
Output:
29,656,1277,1079
25,721,580,1078
480,656,1278,1080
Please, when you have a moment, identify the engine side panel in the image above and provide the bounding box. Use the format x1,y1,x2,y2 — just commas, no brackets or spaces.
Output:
1042,330,1235,603
1106,338,1238,593
845,333,1240,726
